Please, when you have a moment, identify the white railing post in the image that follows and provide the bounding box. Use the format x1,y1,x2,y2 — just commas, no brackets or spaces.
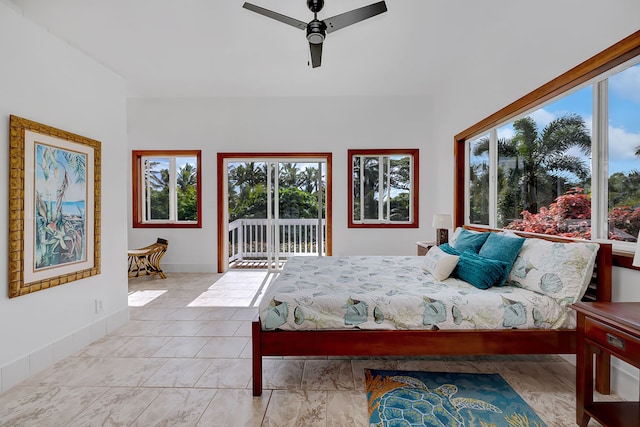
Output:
238,220,244,261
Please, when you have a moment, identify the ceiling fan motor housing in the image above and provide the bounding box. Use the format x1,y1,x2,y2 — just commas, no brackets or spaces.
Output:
306,0,324,13
306,19,326,44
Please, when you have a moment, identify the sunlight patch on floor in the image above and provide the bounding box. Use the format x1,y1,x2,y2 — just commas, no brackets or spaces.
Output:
128,290,168,307
188,270,276,308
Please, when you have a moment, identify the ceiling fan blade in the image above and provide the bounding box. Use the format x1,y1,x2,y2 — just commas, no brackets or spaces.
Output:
242,3,307,30
309,42,323,68
324,1,387,33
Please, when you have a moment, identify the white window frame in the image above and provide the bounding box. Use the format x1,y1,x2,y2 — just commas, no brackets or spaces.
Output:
141,156,184,223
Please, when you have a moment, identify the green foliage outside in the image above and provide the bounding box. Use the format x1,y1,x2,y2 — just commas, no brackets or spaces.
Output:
227,162,325,222
470,114,640,240
146,162,198,221
352,156,411,222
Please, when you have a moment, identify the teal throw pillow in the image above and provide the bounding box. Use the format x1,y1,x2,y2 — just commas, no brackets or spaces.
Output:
478,232,525,286
452,229,490,253
439,243,461,256
454,250,510,290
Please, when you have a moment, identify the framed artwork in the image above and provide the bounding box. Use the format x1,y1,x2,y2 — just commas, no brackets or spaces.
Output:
9,115,101,298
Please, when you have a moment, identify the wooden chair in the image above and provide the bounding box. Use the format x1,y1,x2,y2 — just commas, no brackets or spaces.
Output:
127,238,168,279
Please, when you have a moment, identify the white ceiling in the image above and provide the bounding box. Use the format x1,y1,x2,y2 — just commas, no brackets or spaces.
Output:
7,0,640,99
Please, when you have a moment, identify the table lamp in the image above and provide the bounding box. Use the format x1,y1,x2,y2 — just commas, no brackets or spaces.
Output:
432,214,453,246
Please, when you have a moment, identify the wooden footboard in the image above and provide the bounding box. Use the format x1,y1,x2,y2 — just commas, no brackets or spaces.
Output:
252,325,576,395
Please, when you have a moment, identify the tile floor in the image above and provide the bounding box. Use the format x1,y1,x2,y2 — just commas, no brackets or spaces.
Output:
0,271,618,426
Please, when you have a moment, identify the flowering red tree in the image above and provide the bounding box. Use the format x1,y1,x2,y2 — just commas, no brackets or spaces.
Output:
505,188,640,241
506,188,591,238
609,206,640,240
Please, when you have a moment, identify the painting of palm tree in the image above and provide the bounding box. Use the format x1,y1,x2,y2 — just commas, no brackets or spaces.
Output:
34,143,88,269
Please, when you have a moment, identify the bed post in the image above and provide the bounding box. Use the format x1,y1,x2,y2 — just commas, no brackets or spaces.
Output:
594,243,613,394
252,319,262,396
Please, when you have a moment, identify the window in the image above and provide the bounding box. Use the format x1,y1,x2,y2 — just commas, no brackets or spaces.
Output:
132,150,202,228
348,149,419,228
471,86,593,232
468,133,490,226
455,30,640,260
606,63,640,242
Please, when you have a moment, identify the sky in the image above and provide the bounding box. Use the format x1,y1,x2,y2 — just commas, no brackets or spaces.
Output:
35,144,87,203
495,62,640,176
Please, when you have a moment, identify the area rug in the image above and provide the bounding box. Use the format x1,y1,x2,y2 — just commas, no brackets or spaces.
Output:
364,369,547,427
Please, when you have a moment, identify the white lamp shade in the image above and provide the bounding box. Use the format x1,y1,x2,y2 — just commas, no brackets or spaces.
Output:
634,232,640,267
432,214,453,229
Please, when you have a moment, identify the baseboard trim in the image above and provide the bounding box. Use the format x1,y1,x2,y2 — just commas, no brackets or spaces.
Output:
0,307,130,394
561,354,639,400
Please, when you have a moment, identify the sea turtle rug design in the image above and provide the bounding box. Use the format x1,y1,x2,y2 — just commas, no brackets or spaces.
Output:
365,370,547,427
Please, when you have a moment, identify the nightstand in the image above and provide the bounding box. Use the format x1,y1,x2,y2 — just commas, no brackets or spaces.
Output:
416,241,436,256
572,302,640,427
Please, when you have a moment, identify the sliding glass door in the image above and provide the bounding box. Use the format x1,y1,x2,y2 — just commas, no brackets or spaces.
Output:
224,155,329,272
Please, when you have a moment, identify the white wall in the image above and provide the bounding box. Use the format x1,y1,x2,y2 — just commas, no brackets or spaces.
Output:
127,96,436,271
0,2,129,392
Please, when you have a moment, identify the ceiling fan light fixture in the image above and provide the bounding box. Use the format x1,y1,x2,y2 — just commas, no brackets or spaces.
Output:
306,19,326,44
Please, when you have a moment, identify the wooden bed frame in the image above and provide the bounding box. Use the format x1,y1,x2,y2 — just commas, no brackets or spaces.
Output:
251,227,613,396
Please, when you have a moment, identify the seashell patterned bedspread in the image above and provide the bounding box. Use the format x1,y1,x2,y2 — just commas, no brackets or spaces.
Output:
258,256,575,331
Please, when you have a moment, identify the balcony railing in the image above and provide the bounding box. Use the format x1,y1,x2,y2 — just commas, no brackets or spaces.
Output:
228,218,326,264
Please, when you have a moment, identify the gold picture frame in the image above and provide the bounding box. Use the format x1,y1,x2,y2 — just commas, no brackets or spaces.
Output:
9,115,101,298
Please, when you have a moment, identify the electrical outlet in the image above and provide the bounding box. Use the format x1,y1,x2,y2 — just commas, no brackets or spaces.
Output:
95,299,104,313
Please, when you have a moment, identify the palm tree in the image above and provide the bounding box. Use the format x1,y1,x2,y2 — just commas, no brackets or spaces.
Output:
473,114,591,221
517,115,590,212
229,162,266,189
176,163,197,193
228,162,268,214
298,166,320,193
278,163,299,188
389,156,411,191
146,162,169,191
352,157,381,220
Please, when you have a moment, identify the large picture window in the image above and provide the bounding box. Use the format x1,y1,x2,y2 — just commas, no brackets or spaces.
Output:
132,150,202,228
348,149,419,228
455,30,640,263
468,87,593,233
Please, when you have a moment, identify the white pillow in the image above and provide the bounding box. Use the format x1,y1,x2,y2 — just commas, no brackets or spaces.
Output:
507,238,599,305
422,246,460,281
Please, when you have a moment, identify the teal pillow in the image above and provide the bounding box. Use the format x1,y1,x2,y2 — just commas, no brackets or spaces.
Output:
454,250,510,290
452,229,490,253
438,243,461,256
478,233,525,286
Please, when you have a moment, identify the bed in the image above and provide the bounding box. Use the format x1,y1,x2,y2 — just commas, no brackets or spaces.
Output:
251,226,613,396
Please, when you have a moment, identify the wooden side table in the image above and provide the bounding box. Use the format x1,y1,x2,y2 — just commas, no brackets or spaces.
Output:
416,241,436,256
572,302,640,427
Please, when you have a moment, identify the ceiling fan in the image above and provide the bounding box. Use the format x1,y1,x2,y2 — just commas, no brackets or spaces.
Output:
242,0,387,68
